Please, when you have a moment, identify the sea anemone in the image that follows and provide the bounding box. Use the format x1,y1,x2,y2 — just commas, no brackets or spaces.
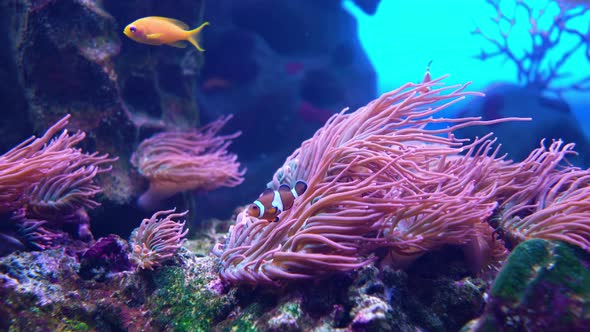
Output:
131,115,245,210
129,209,189,270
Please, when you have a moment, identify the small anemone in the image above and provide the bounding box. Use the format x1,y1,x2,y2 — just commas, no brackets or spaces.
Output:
129,208,189,270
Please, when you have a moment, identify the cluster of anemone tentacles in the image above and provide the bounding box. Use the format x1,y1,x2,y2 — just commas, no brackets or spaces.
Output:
214,75,590,286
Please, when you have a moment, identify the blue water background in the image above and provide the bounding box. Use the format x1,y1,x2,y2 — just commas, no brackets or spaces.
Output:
344,0,590,134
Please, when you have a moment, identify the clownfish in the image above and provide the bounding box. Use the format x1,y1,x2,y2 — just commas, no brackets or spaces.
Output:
247,181,308,222
123,16,209,51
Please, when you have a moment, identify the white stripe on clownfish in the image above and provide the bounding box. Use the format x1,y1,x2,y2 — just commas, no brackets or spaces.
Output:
253,200,265,217
271,190,284,212
291,187,299,198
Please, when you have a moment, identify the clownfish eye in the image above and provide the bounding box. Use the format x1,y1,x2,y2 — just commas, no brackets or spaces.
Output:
130,26,137,33
251,205,259,210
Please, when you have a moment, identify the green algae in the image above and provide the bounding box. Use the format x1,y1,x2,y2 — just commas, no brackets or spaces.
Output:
57,318,91,331
465,239,590,331
490,239,552,301
491,239,590,303
543,240,590,295
149,266,232,332
281,301,302,317
212,301,264,332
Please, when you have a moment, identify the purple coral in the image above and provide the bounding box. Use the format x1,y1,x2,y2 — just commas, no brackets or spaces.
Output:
129,209,189,270
472,0,590,97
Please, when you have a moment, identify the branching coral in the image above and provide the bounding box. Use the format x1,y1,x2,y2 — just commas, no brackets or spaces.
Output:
131,115,246,210
215,73,590,286
472,0,590,97
129,209,189,270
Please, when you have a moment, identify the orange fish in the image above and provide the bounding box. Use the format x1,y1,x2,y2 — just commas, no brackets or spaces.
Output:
247,181,308,222
123,16,209,51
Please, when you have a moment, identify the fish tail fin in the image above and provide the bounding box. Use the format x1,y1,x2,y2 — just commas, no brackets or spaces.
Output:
187,21,210,52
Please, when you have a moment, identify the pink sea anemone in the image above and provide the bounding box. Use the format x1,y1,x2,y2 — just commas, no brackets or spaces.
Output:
129,209,189,270
216,72,590,286
0,115,115,215
131,115,246,210
0,114,116,253
216,74,525,285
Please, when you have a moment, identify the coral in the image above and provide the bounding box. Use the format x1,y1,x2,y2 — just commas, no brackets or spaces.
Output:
131,115,245,210
215,251,487,331
266,301,303,332
129,209,189,270
146,251,237,332
472,0,590,97
464,239,590,331
0,234,491,331
0,248,79,307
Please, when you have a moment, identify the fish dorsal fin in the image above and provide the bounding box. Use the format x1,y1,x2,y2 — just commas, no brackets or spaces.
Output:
260,188,274,197
168,41,188,48
278,184,291,193
294,180,308,196
148,16,190,30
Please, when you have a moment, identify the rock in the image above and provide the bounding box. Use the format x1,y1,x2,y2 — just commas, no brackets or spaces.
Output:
215,248,487,331
0,245,236,331
78,234,133,281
